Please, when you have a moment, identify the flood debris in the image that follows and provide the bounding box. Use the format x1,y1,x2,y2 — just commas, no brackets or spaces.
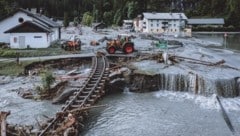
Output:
55,113,77,135
170,55,226,66
17,88,34,99
90,40,100,46
169,55,240,71
0,111,10,136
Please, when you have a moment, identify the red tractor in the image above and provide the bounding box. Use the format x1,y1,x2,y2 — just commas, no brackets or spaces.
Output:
106,34,134,54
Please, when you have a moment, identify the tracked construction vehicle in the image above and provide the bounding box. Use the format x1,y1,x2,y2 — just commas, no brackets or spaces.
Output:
106,34,134,54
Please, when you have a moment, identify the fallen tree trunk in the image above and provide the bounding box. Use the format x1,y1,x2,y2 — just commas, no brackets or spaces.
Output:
0,111,10,136
170,55,226,66
187,59,225,66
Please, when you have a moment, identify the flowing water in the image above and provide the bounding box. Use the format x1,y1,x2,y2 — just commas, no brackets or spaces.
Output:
82,89,240,136
81,33,240,136
192,33,240,51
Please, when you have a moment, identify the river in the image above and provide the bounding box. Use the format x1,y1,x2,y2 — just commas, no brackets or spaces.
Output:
192,33,240,51
82,89,240,136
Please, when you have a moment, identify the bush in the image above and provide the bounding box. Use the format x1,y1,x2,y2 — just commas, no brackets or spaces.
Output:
41,70,55,92
82,12,93,26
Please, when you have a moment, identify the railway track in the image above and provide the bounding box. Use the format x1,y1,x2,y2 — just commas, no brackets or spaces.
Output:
38,54,109,136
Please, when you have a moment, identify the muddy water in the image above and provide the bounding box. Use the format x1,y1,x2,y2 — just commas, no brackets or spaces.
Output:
82,89,240,136
193,33,240,51
0,77,61,125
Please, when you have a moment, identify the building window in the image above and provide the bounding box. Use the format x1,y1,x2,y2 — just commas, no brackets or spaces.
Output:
14,37,17,43
34,36,42,38
18,17,24,23
151,24,153,27
151,29,153,32
157,24,159,27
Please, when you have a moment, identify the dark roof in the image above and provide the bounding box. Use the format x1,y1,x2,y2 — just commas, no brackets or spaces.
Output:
92,22,106,30
0,8,61,28
92,22,106,27
188,18,225,25
4,21,52,33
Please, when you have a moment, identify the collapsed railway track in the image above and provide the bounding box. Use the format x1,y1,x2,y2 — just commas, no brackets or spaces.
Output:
39,54,109,136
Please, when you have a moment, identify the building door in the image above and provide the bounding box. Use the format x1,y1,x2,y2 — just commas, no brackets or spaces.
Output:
19,36,26,48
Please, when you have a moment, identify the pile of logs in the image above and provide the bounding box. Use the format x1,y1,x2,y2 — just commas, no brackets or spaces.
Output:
0,105,106,136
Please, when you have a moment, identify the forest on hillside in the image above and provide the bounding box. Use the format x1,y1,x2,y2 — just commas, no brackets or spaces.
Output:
0,0,240,28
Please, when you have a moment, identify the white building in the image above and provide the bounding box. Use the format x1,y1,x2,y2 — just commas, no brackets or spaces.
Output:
0,8,61,48
5,21,52,48
123,20,133,29
142,12,188,34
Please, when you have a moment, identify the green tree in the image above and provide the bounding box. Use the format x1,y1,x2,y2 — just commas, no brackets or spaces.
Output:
63,11,69,27
103,11,113,26
41,71,55,91
0,0,16,17
226,0,240,27
113,9,123,25
127,1,140,19
3,0,238,28
82,12,93,26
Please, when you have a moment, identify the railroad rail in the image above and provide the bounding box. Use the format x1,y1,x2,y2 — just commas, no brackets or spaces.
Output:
39,54,109,136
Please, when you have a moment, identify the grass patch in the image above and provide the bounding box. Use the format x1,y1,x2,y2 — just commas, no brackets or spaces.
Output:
0,61,35,76
0,48,74,58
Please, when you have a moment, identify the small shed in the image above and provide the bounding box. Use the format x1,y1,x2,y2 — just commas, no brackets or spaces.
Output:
4,21,52,48
187,18,225,27
123,20,133,29
92,22,106,31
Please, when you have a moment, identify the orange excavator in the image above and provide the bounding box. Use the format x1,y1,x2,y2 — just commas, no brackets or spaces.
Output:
61,35,81,51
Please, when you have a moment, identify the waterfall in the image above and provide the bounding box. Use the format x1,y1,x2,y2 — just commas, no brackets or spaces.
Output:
156,73,239,97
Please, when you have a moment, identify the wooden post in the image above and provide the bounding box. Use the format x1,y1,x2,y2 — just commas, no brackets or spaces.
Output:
16,52,20,65
0,111,10,136
224,33,227,49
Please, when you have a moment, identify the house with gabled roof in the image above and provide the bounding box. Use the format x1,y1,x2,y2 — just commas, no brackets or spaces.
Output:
141,12,188,34
0,8,61,48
